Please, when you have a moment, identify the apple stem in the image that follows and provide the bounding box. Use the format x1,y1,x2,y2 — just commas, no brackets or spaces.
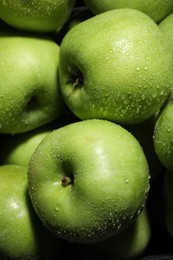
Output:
61,176,72,187
73,77,83,88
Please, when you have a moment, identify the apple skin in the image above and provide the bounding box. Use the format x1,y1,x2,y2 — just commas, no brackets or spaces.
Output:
0,111,79,166
83,0,173,23
0,164,60,260
67,208,151,260
153,94,173,173
126,116,164,179
27,119,150,244
158,12,173,53
0,29,64,135
0,0,76,33
59,8,173,125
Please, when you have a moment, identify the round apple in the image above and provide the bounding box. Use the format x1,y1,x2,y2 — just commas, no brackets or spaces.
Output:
0,164,60,260
0,0,76,33
59,9,173,125
83,0,173,23
67,208,151,260
0,29,64,134
158,12,173,53
153,94,173,173
27,119,150,243
0,111,79,166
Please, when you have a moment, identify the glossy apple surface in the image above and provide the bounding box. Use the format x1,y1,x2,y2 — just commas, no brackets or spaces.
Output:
0,0,76,33
28,119,150,244
83,0,173,23
153,94,173,173
0,29,64,134
67,208,151,260
59,9,173,125
0,164,60,260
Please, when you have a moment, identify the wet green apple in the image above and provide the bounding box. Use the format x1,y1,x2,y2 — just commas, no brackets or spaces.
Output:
0,0,76,33
27,119,150,244
67,208,151,260
59,8,173,125
153,93,173,173
0,164,60,260
0,29,64,134
83,0,173,23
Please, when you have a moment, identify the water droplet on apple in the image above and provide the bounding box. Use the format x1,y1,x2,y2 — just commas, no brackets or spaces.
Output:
55,206,59,212
124,178,129,184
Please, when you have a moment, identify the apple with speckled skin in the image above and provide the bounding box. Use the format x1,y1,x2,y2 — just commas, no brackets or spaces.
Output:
0,29,64,135
83,0,173,23
0,164,60,260
0,0,76,33
153,93,173,173
67,208,151,260
59,9,173,125
27,119,150,244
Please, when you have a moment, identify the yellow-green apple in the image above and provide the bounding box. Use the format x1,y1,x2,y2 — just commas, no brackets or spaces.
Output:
59,9,173,125
153,93,173,173
0,29,64,135
158,12,173,53
83,0,173,23
0,111,79,166
27,119,150,244
0,164,60,260
67,208,151,260
0,0,76,33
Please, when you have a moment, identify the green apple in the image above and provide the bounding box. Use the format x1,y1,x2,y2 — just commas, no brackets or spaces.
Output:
0,29,64,135
158,12,173,53
1,127,52,167
0,111,79,166
163,170,173,238
0,164,60,260
153,93,173,173
67,208,151,260
27,119,150,244
0,0,76,33
59,8,173,125
126,116,164,179
83,0,173,23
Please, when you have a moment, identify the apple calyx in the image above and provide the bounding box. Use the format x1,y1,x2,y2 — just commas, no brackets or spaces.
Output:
26,96,39,111
61,176,72,187
67,66,84,89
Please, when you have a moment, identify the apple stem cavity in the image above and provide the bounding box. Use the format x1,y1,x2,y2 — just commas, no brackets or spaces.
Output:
67,66,84,89
61,176,72,187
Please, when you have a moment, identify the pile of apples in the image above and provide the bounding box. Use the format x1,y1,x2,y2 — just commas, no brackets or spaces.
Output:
0,0,173,259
